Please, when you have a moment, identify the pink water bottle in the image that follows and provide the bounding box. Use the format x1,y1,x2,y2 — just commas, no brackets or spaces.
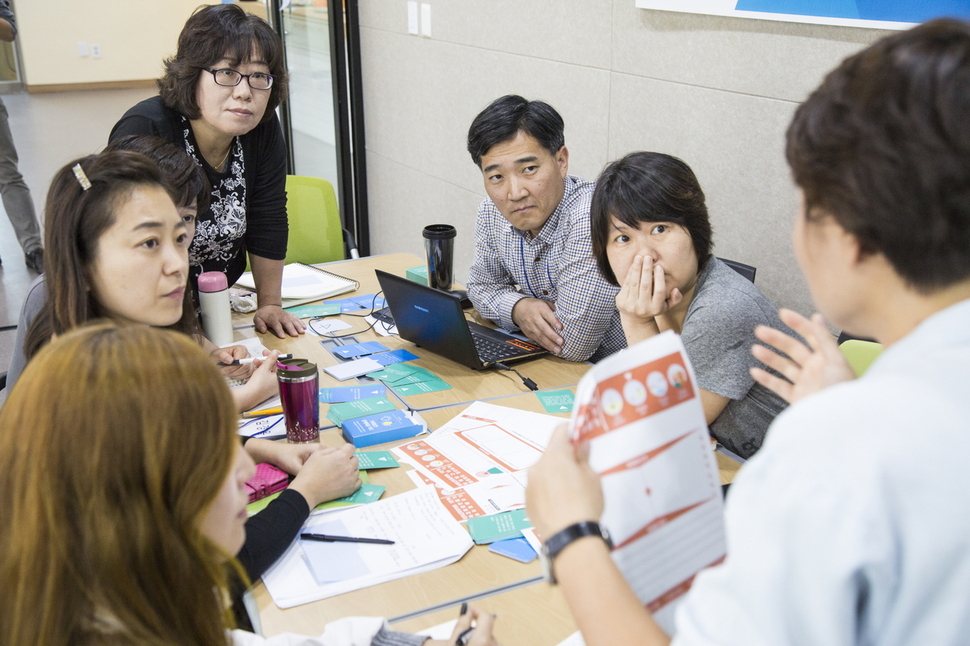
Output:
277,358,320,443
197,271,233,347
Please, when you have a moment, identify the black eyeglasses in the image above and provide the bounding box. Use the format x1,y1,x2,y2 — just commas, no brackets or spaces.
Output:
205,68,274,90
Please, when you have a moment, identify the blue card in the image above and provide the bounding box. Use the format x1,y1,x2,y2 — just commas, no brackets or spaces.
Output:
372,349,420,366
333,341,389,358
319,384,387,403
488,537,537,563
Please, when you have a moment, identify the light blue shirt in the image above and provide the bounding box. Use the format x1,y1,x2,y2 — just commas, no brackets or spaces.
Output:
673,297,970,645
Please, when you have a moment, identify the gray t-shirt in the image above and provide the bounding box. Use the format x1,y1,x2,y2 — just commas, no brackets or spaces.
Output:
683,257,791,459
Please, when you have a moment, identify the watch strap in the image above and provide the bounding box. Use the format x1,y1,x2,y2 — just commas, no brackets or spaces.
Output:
541,521,612,584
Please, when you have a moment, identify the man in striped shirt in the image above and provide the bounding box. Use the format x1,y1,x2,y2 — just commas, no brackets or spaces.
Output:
465,95,625,362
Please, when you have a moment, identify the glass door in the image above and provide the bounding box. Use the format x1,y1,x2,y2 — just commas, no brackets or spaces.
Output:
265,0,369,254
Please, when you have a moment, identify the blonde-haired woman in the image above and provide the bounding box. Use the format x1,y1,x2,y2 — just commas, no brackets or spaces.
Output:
0,323,498,646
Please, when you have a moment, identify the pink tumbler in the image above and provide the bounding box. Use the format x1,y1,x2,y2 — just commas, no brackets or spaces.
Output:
277,358,320,443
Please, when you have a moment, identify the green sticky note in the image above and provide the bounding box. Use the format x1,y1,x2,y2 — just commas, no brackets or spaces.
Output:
465,509,533,544
536,389,575,414
318,483,386,508
285,302,341,317
326,396,397,426
246,472,371,515
355,450,400,469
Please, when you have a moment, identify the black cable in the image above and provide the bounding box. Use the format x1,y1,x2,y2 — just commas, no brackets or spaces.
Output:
493,361,538,391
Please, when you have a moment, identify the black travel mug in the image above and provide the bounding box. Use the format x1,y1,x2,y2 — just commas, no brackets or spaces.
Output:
423,224,456,291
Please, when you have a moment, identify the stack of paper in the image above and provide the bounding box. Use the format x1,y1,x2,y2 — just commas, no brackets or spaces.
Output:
262,486,473,608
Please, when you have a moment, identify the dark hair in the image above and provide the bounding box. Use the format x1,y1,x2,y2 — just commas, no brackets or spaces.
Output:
23,151,199,361
467,95,565,167
590,152,713,286
105,134,211,215
786,18,970,292
158,4,288,123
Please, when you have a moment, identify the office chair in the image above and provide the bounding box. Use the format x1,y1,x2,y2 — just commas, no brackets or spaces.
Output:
839,338,882,377
284,175,359,264
718,257,757,283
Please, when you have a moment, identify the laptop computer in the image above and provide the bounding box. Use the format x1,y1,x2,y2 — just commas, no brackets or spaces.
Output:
375,269,547,370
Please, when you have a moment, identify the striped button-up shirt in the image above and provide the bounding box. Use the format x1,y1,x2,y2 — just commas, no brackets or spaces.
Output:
467,174,626,362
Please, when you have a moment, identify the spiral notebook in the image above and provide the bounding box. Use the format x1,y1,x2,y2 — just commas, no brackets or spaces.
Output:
235,262,359,305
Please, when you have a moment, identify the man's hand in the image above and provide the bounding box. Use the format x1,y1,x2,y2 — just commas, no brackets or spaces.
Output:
254,305,306,338
750,309,856,404
526,424,603,539
511,298,564,354
616,256,682,344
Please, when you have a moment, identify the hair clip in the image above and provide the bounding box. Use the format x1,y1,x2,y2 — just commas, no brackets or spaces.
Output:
72,163,92,191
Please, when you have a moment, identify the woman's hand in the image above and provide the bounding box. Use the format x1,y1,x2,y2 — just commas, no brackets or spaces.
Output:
231,350,281,413
288,444,362,508
750,309,856,404
616,256,682,345
210,343,255,380
254,304,306,338
526,424,603,540
425,607,500,646
245,439,326,476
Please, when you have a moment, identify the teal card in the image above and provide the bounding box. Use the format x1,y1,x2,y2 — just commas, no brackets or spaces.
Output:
355,450,400,469
317,483,386,509
536,389,575,414
389,376,452,396
367,364,452,396
285,302,341,317
325,396,396,426
465,509,533,544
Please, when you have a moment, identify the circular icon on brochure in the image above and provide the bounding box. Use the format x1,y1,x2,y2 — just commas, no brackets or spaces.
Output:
407,443,422,450
414,449,428,456
430,460,444,467
623,379,647,406
601,388,624,416
421,454,437,462
668,364,687,389
646,371,668,397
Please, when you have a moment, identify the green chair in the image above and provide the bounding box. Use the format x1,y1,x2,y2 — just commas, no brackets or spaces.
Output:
839,338,883,377
283,175,358,264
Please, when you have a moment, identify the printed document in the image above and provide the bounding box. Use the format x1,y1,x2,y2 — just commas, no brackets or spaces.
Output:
262,486,473,608
392,401,562,519
572,331,725,634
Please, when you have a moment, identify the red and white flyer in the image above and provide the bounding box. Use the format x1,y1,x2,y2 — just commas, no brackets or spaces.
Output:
572,330,726,634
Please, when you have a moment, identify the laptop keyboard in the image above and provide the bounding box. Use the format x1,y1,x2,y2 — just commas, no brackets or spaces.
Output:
473,335,524,362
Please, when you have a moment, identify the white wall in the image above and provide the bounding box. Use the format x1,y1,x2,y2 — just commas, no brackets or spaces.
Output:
358,1,892,316
15,0,202,87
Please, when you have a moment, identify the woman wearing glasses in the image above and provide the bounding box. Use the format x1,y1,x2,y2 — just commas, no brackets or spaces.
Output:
110,4,304,339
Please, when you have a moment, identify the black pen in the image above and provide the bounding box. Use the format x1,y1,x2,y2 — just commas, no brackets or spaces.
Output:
300,533,395,545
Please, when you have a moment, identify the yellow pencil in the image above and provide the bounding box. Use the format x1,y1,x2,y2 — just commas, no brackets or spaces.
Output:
242,407,284,418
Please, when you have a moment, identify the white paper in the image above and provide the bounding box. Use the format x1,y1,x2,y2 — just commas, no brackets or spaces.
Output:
571,331,725,635
307,318,353,335
324,357,384,381
262,486,473,608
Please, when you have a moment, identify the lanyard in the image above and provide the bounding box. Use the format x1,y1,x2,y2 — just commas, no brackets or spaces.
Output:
518,236,554,297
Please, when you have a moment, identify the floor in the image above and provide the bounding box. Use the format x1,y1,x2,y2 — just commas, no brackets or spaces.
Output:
0,86,156,382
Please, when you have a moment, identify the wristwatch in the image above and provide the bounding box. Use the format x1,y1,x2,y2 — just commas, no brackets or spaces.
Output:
539,521,613,585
